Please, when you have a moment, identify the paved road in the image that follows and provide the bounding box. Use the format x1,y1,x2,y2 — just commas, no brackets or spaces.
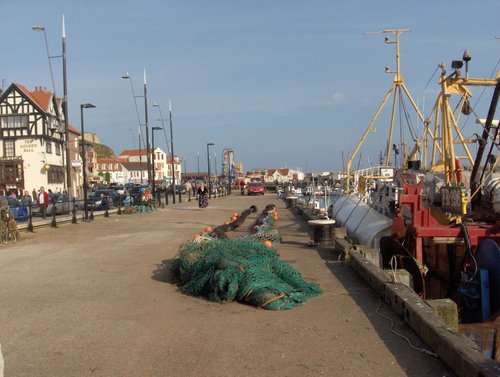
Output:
0,193,454,376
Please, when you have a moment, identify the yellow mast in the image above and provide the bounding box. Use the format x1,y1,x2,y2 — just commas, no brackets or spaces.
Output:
345,28,426,194
422,62,497,186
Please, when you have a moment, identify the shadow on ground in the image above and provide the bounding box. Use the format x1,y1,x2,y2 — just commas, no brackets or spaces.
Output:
151,258,177,283
313,244,455,376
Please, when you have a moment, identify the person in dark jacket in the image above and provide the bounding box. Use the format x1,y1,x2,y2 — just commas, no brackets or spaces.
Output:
197,183,208,210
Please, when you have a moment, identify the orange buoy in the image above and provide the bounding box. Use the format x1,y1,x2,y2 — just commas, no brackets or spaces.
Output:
233,212,239,217
205,226,212,232
194,233,201,239
263,240,273,248
273,212,279,221
231,216,237,221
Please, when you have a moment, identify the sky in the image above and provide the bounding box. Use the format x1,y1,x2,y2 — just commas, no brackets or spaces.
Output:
1,0,499,173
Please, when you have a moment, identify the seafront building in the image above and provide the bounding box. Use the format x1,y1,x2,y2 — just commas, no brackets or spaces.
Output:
0,83,87,197
118,148,181,185
246,168,304,184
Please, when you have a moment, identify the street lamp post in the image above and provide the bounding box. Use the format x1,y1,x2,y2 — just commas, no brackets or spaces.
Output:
151,126,162,201
33,17,71,197
153,101,176,203
197,151,200,173
122,71,151,187
80,103,96,221
168,101,176,203
207,143,214,199
214,153,218,177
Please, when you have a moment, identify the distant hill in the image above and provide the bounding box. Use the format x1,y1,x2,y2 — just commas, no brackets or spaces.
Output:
94,143,115,158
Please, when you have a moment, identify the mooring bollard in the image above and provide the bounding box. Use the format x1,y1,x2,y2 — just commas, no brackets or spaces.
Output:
308,219,336,246
188,190,191,202
90,205,94,221
27,204,34,233
165,190,169,205
178,191,182,203
105,207,109,217
51,205,57,228
72,198,77,224
285,196,298,209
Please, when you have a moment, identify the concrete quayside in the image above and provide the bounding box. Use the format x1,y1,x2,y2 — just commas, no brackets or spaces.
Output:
0,193,457,376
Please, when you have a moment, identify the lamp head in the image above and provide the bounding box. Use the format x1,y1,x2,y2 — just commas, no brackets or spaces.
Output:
207,142,214,146
81,103,96,109
463,49,472,62
153,101,159,107
121,72,130,79
32,26,45,32
451,60,463,70
152,126,162,131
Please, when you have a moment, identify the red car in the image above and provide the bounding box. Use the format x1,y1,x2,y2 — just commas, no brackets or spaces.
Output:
247,182,265,195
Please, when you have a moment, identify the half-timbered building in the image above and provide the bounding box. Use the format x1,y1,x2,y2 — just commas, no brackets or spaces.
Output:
0,83,67,195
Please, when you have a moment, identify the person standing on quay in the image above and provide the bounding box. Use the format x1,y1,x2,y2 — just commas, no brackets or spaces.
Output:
37,186,49,219
197,182,208,210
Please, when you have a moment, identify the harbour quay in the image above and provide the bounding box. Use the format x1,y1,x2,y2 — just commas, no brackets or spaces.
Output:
0,193,453,377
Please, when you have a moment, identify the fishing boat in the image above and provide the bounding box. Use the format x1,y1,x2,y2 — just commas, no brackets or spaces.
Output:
331,29,500,362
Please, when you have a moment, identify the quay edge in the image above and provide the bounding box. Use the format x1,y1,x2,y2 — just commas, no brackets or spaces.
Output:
335,238,500,377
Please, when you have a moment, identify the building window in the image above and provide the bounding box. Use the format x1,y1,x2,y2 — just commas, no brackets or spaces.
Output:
0,115,28,128
47,165,64,184
4,140,15,157
49,117,60,131
46,141,52,154
55,143,61,156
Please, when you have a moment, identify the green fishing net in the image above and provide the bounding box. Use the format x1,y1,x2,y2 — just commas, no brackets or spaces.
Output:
173,237,322,310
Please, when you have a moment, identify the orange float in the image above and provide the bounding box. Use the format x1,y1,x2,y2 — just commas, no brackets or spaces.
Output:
263,240,273,248
205,226,212,232
231,216,237,221
273,212,279,221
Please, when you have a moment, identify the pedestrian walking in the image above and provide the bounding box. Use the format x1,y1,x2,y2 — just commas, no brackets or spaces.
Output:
21,190,32,206
37,186,49,219
197,182,208,210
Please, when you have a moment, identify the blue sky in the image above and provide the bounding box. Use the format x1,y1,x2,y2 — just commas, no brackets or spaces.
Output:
1,0,499,173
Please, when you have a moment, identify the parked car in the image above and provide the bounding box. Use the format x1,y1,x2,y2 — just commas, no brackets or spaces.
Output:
126,187,144,205
165,184,186,194
0,196,28,222
32,193,72,216
247,182,265,195
86,189,119,210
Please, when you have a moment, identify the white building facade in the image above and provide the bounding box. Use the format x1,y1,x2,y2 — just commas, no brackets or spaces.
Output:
0,83,67,195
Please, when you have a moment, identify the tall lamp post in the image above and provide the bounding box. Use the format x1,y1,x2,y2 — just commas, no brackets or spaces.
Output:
80,103,96,221
153,101,176,203
122,71,151,187
33,17,71,197
207,143,214,199
151,126,162,200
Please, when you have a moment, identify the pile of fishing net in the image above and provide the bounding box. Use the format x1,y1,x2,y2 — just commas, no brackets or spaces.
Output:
0,198,19,243
172,205,322,310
